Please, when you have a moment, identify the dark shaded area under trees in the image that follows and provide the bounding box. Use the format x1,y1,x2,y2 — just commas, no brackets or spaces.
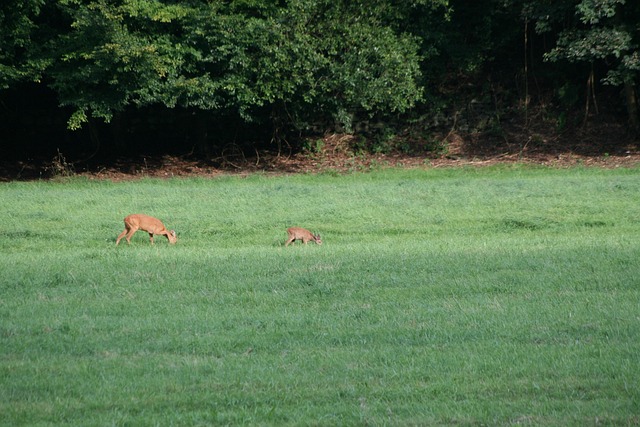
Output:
1,0,639,178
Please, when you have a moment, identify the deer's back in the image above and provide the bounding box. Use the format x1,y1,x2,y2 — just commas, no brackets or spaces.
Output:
287,227,313,238
125,214,165,233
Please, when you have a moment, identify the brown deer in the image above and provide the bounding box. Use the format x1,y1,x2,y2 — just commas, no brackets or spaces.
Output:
285,227,322,246
116,214,177,245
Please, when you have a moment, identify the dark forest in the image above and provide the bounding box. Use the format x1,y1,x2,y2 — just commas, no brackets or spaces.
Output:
1,0,639,177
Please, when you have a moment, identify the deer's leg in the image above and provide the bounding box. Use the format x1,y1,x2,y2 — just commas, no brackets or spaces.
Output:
116,228,128,245
125,227,138,244
285,236,295,246
149,233,155,244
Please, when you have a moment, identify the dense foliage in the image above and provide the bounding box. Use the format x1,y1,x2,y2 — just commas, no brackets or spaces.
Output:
0,0,638,159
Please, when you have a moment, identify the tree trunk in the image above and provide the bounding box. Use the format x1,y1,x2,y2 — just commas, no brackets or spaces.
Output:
194,112,210,158
624,81,640,137
111,112,124,152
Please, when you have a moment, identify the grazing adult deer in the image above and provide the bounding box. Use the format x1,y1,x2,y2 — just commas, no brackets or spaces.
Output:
116,214,177,245
285,227,322,246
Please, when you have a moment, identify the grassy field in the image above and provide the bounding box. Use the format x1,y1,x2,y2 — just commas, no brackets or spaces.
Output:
1,166,639,425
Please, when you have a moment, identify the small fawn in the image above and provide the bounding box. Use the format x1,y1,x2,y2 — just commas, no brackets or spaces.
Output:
285,227,322,246
116,214,177,245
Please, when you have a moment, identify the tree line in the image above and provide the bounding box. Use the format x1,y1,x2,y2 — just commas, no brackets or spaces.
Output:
1,0,639,161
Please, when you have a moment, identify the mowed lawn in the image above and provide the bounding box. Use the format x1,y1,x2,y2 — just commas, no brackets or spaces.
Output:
1,166,639,425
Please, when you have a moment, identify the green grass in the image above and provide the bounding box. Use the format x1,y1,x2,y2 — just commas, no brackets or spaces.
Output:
1,166,639,425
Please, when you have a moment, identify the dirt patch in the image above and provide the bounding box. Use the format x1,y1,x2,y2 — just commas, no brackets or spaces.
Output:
1,119,638,181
